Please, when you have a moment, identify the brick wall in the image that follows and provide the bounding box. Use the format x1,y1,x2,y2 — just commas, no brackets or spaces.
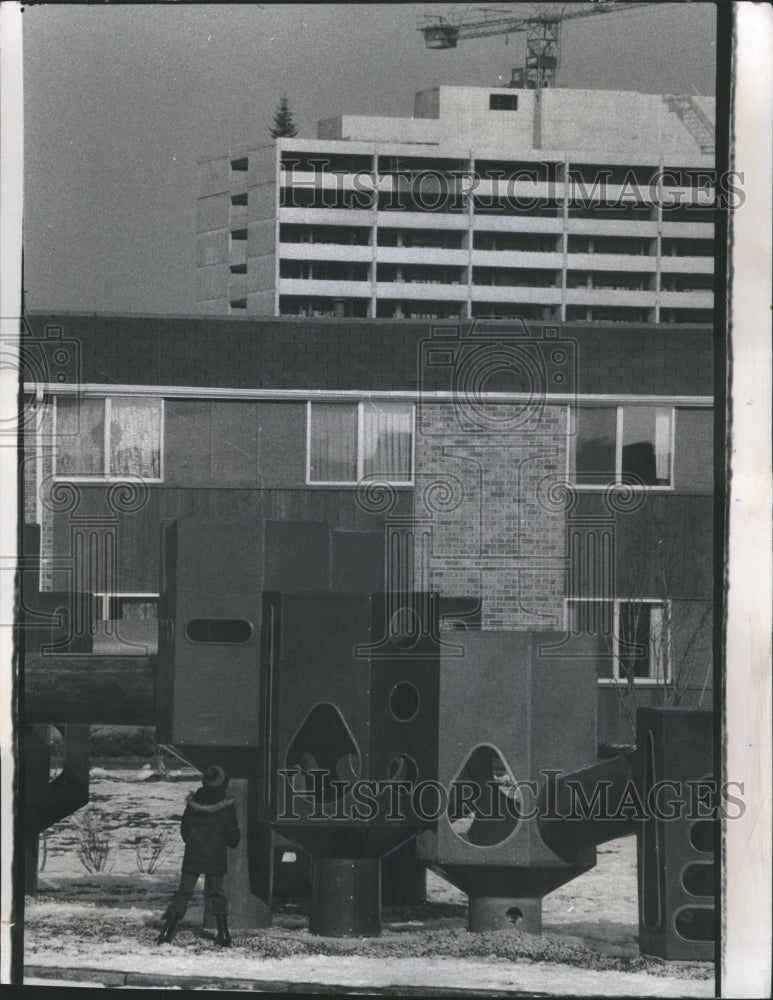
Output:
413,402,568,629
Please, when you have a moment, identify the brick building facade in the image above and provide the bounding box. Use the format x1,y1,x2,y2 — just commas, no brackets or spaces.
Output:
22,313,715,748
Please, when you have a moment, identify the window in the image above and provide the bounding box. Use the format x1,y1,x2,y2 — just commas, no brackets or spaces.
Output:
90,593,159,655
54,396,163,480
489,93,519,111
307,401,413,484
567,598,670,684
570,405,673,487
93,593,159,623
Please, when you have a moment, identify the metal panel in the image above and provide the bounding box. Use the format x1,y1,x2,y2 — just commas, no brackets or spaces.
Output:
160,517,264,746
260,591,440,839
331,529,384,593
637,707,714,961
263,519,332,592
428,629,597,866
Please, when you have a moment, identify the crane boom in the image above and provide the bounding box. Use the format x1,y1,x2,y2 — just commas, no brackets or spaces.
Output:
420,3,651,47
420,3,653,89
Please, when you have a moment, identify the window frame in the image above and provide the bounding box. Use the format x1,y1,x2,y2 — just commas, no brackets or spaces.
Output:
52,395,164,483
306,400,415,487
565,596,672,685
567,403,675,491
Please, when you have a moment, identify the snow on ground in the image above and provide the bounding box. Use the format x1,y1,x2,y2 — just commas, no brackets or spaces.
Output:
24,767,715,995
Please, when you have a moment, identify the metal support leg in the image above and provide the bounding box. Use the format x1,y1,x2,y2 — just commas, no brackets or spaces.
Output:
218,778,271,930
468,893,542,934
309,858,381,937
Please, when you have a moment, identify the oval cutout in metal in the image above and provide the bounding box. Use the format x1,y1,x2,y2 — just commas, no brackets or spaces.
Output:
689,819,714,854
674,906,714,943
681,862,714,898
389,681,420,722
185,618,253,644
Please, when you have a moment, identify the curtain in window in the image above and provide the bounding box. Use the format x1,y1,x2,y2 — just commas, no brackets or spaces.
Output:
622,407,672,485
309,404,358,481
110,398,161,478
654,408,671,484
362,402,412,481
56,397,105,475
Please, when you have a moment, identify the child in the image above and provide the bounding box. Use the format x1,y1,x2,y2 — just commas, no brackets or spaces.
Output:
157,765,241,946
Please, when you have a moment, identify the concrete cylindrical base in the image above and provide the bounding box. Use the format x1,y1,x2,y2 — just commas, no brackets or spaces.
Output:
309,858,381,937
204,777,271,930
468,895,542,935
381,842,426,906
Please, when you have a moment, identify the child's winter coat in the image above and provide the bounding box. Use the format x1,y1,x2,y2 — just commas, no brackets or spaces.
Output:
180,787,241,875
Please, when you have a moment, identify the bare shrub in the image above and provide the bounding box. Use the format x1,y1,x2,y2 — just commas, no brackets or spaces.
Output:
135,830,172,874
74,808,112,873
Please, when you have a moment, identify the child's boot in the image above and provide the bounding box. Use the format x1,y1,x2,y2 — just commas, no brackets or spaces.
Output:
215,914,232,947
157,911,182,944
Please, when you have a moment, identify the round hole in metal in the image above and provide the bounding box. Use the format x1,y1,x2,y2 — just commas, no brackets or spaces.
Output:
389,681,420,722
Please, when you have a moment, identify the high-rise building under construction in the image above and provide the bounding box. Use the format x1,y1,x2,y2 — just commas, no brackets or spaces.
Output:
196,85,716,323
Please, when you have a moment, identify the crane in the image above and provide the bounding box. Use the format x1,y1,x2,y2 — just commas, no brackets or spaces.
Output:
419,2,652,91
418,3,714,152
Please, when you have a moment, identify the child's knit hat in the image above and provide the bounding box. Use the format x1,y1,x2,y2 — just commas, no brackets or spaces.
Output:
202,765,228,791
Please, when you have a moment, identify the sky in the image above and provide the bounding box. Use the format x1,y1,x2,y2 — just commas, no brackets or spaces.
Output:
22,2,717,315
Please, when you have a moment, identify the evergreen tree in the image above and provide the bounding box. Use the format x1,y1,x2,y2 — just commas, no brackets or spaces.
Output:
270,94,298,138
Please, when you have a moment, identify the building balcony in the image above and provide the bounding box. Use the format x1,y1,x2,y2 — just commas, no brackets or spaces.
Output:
565,218,659,237
281,169,375,192
375,281,466,300
376,174,469,195
376,210,470,229
658,186,715,208
469,285,562,304
278,278,372,298
472,215,563,234
278,206,375,227
279,242,373,263
376,246,468,266
467,178,560,203
564,180,663,206
471,249,563,270
565,252,658,272
376,211,469,231
660,220,716,239
565,288,657,307
659,256,715,274
659,290,714,309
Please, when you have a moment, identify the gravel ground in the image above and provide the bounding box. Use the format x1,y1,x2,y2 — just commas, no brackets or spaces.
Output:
24,767,715,996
